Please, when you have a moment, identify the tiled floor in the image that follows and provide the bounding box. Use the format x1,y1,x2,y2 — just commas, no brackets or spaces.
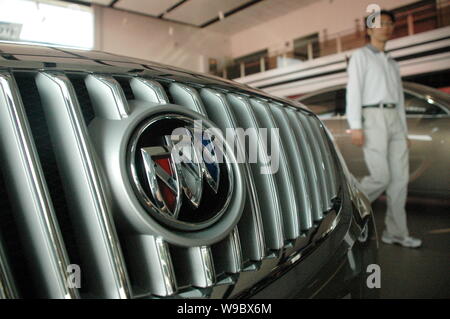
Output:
372,196,450,299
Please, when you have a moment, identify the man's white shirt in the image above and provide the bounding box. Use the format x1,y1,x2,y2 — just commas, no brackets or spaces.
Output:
346,44,407,135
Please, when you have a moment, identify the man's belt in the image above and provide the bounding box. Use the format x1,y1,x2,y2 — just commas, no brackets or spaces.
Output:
362,103,397,109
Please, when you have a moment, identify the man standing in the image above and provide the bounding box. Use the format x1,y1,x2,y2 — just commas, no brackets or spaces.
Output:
346,10,421,248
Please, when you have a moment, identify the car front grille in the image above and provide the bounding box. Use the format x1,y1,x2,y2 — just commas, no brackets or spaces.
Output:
0,66,342,299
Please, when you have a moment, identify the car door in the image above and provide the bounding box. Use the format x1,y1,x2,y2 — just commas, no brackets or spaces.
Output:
302,86,449,198
403,90,450,197
330,87,449,196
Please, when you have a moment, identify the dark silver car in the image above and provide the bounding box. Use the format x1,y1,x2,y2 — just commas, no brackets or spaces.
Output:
0,42,377,299
299,82,450,199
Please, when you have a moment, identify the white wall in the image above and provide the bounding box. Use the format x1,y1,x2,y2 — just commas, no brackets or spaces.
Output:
229,0,417,58
93,0,423,71
94,5,231,73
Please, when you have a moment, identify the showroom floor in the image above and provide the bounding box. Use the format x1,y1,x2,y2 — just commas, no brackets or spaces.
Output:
372,197,450,299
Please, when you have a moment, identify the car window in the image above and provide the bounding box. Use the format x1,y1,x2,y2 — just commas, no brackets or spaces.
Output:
404,92,446,115
301,90,337,115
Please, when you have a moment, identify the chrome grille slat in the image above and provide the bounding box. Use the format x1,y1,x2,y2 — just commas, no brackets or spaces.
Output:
306,115,338,205
310,118,339,199
268,103,314,231
249,98,301,239
0,71,79,299
35,71,132,298
170,246,216,289
295,111,330,212
212,228,243,276
124,235,177,297
169,82,207,114
200,88,266,262
227,93,285,250
130,77,169,104
285,108,323,221
0,234,18,299
84,74,130,120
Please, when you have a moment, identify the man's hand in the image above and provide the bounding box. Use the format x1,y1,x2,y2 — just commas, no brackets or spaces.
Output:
350,129,365,147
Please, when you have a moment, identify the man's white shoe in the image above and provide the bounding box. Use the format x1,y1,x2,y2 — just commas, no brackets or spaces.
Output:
381,233,422,248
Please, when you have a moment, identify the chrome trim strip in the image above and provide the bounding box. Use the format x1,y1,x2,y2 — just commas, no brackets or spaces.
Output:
199,246,216,287
285,108,323,221
404,88,450,115
269,103,313,231
130,77,169,104
84,74,130,120
250,98,301,239
200,88,266,261
227,93,285,250
154,237,178,295
35,71,132,298
229,227,243,272
0,70,79,299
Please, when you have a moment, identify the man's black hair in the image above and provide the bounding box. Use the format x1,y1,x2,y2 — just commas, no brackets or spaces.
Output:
380,9,396,23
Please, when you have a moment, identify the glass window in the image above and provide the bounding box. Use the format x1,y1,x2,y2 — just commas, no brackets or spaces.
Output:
234,49,268,77
293,33,320,61
0,0,94,49
404,92,445,115
301,90,337,115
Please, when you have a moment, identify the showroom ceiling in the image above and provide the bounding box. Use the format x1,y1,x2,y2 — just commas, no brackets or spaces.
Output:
63,0,314,34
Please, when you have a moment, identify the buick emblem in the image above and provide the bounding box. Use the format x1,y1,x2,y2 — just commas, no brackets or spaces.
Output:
128,114,233,231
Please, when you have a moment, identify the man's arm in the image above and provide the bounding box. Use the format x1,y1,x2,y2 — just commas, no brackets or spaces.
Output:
346,50,366,146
